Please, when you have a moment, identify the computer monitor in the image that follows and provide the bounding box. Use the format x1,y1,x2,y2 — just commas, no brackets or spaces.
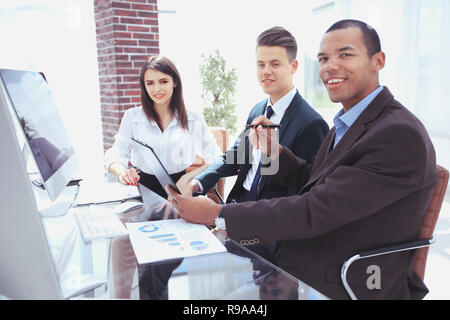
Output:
0,68,78,202
0,73,63,299
0,69,105,299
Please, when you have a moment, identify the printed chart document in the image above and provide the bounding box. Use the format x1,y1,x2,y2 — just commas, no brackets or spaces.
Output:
126,219,227,264
75,179,140,205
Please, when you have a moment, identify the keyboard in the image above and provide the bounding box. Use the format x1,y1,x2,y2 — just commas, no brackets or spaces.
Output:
73,205,128,241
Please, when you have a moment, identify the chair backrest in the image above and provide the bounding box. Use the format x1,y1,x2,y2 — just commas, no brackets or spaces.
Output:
185,127,228,201
209,127,228,153
413,164,449,280
186,127,228,170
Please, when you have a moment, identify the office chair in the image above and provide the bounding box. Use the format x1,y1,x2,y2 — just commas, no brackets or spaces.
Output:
341,164,449,300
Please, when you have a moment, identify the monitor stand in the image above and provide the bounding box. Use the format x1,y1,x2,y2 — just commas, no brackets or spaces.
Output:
32,184,79,217
60,274,107,299
40,199,74,217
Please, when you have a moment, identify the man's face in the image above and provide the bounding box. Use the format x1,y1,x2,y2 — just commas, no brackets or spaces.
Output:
256,46,298,104
318,27,384,111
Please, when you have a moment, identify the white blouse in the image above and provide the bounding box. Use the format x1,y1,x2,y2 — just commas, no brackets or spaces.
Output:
104,107,220,175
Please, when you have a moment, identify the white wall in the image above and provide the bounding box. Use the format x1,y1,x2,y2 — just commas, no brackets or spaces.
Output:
0,0,104,181
326,0,450,176
157,0,317,143
157,0,450,169
2,0,448,177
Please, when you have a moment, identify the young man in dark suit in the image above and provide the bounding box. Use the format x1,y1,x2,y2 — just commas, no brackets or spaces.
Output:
169,20,437,299
183,26,329,202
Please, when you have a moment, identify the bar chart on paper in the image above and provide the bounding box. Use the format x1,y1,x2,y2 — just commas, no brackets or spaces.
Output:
126,220,226,264
139,225,183,249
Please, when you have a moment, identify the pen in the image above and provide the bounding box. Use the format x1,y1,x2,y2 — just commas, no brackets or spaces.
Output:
245,124,281,129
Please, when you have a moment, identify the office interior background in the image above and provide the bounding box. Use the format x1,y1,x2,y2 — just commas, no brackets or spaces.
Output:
0,0,449,299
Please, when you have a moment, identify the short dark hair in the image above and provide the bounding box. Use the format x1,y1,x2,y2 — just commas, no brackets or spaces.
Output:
256,26,297,62
139,55,188,130
326,19,381,57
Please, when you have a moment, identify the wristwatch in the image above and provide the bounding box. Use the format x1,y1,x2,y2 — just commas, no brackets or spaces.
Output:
214,216,226,231
214,205,226,230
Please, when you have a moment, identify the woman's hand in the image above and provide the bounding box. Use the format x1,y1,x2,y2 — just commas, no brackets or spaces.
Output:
118,167,140,186
109,162,140,186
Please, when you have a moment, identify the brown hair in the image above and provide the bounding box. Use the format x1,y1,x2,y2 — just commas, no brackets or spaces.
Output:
139,55,188,130
256,26,298,62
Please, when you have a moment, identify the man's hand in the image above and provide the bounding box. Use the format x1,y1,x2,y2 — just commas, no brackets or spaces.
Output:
167,185,222,225
249,115,282,159
176,179,200,197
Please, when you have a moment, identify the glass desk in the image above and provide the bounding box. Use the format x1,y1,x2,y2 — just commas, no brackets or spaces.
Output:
108,191,327,301
41,187,328,301
133,238,327,300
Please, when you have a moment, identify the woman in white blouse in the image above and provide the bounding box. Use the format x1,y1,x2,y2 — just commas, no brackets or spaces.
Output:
105,55,219,198
107,56,220,298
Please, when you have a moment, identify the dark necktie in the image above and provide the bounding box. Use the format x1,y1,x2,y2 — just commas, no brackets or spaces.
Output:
249,105,274,201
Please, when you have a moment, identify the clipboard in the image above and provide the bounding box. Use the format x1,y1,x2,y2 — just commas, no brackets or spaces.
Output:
131,138,182,196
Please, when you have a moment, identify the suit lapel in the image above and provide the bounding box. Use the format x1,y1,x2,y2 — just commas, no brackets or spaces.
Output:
277,92,300,142
300,87,394,193
331,86,393,156
251,99,268,121
299,128,335,193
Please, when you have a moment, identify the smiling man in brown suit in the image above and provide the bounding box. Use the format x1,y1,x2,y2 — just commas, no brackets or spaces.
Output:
168,20,437,299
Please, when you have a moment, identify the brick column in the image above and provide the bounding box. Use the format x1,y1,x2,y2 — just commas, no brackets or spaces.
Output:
93,0,160,150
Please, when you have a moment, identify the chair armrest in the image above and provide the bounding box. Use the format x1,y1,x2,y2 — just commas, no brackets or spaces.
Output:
359,237,434,258
341,237,435,300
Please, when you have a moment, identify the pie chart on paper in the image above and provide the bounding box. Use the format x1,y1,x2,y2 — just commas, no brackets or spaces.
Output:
190,240,209,251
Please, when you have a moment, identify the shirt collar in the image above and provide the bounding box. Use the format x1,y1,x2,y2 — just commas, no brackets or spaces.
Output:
266,87,297,116
145,110,191,129
333,85,384,129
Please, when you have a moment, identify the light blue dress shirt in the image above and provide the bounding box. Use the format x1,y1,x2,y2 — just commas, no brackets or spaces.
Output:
333,86,384,148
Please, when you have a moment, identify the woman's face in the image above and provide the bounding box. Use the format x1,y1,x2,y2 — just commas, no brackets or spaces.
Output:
143,68,176,107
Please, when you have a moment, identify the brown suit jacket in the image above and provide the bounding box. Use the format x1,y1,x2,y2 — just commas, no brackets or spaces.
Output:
222,87,437,299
